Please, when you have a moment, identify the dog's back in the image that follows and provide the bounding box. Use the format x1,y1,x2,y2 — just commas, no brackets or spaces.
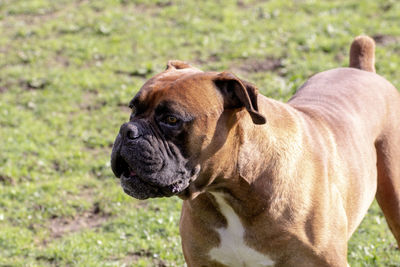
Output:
289,36,400,247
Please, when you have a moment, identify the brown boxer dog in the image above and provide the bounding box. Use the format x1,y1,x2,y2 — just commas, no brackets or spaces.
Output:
111,36,400,266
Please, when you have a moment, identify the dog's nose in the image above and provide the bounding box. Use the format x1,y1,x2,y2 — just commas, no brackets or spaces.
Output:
120,123,141,140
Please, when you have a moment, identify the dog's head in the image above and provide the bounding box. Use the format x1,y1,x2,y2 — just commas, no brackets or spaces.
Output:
110,60,266,199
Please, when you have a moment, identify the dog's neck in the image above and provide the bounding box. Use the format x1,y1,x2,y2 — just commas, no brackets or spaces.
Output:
184,95,307,219
234,96,307,217
238,95,304,182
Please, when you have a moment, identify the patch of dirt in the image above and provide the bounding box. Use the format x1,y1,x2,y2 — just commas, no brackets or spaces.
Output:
21,78,49,90
373,34,400,46
79,90,108,111
237,0,246,8
235,57,283,74
49,202,109,239
380,2,393,12
0,174,14,185
0,79,17,93
120,250,167,267
0,80,13,93
155,1,173,7
120,1,164,17
114,69,152,78
237,0,270,10
334,52,346,63
54,53,70,67
9,0,89,26
35,255,57,264
194,53,221,65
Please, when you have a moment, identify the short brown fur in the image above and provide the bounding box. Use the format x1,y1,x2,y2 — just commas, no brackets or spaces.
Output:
179,36,400,266
349,35,376,72
113,36,400,266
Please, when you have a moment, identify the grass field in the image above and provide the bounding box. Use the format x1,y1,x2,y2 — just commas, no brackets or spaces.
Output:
1,0,400,266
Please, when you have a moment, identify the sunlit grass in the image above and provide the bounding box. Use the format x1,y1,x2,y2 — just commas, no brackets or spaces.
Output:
0,0,399,265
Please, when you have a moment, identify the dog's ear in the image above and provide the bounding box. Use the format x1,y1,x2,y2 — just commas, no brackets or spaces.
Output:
166,60,192,70
213,72,266,125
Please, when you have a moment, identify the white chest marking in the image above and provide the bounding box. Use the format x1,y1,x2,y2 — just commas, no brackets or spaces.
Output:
208,193,274,267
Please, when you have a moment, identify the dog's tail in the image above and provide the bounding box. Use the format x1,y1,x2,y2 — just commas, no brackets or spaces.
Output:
349,35,376,73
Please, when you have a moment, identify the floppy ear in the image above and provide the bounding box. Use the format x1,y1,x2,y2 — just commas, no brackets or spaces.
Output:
213,72,266,125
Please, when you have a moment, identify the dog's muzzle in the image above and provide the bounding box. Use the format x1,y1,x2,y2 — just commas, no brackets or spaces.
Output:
111,121,200,199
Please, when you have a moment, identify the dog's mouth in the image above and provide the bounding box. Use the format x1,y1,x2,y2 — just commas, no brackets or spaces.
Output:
115,156,196,200
120,173,169,199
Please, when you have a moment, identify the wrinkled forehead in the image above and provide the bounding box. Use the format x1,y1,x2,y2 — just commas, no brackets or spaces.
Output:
130,68,220,112
143,68,202,94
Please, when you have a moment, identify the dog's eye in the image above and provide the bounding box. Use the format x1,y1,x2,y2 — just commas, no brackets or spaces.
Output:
158,114,183,130
165,115,178,125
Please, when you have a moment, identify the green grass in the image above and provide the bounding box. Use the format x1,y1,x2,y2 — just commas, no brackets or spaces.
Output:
0,0,399,266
